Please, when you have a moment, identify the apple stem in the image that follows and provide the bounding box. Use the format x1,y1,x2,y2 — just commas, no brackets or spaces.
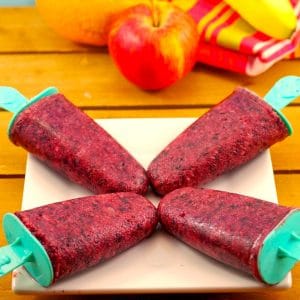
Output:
151,0,160,27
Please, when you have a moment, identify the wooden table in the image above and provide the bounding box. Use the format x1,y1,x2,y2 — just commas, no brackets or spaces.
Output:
0,7,300,300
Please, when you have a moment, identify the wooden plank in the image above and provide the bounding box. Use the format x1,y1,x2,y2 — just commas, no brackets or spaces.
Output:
275,174,300,207
271,106,300,171
0,178,23,243
0,179,23,298
0,8,94,53
0,112,26,175
0,52,299,107
0,53,238,108
0,107,300,175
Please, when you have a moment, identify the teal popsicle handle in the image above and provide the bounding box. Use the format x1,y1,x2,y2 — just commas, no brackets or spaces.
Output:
258,210,300,285
265,76,300,110
0,86,59,113
0,87,28,113
1,213,53,287
0,238,33,276
264,76,300,135
0,86,59,137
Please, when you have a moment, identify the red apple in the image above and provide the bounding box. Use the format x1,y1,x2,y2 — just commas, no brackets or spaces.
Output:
108,1,199,90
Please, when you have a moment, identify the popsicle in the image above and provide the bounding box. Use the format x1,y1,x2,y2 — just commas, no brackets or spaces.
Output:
158,187,300,285
0,192,158,286
147,76,300,195
0,87,148,195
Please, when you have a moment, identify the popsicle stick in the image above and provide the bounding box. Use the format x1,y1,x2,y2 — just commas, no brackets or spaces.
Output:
264,76,300,111
0,86,58,114
0,87,28,113
0,238,32,276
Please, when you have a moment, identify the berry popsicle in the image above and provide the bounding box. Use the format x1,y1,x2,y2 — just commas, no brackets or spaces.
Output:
0,192,158,286
158,187,300,285
147,76,300,195
0,87,148,195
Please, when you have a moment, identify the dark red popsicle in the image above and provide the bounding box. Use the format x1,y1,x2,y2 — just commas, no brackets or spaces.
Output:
147,87,289,195
15,192,158,284
158,187,300,284
9,93,148,194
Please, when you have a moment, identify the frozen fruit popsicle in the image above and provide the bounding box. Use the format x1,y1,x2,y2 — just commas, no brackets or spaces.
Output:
0,192,158,286
158,187,300,285
0,87,148,195
147,76,300,195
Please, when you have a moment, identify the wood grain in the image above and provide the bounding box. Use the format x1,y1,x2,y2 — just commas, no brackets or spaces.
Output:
0,57,299,108
0,7,95,53
0,8,299,107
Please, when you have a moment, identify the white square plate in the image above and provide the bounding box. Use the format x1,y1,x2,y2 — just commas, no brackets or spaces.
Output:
13,118,291,294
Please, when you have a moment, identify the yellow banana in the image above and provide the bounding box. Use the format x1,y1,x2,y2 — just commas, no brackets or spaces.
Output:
224,0,297,40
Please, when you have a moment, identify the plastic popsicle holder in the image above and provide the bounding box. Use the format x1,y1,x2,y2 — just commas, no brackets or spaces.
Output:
258,210,300,284
264,75,300,135
0,214,53,287
0,86,58,136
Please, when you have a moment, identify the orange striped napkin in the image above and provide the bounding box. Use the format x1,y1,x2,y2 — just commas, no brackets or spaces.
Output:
187,0,300,75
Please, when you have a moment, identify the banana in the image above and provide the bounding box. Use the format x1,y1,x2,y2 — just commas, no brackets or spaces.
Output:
224,0,297,40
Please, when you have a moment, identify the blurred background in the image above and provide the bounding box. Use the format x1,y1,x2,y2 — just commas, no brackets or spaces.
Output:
0,0,34,5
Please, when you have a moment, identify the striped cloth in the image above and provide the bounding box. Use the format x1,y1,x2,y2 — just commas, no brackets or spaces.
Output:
188,0,300,75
